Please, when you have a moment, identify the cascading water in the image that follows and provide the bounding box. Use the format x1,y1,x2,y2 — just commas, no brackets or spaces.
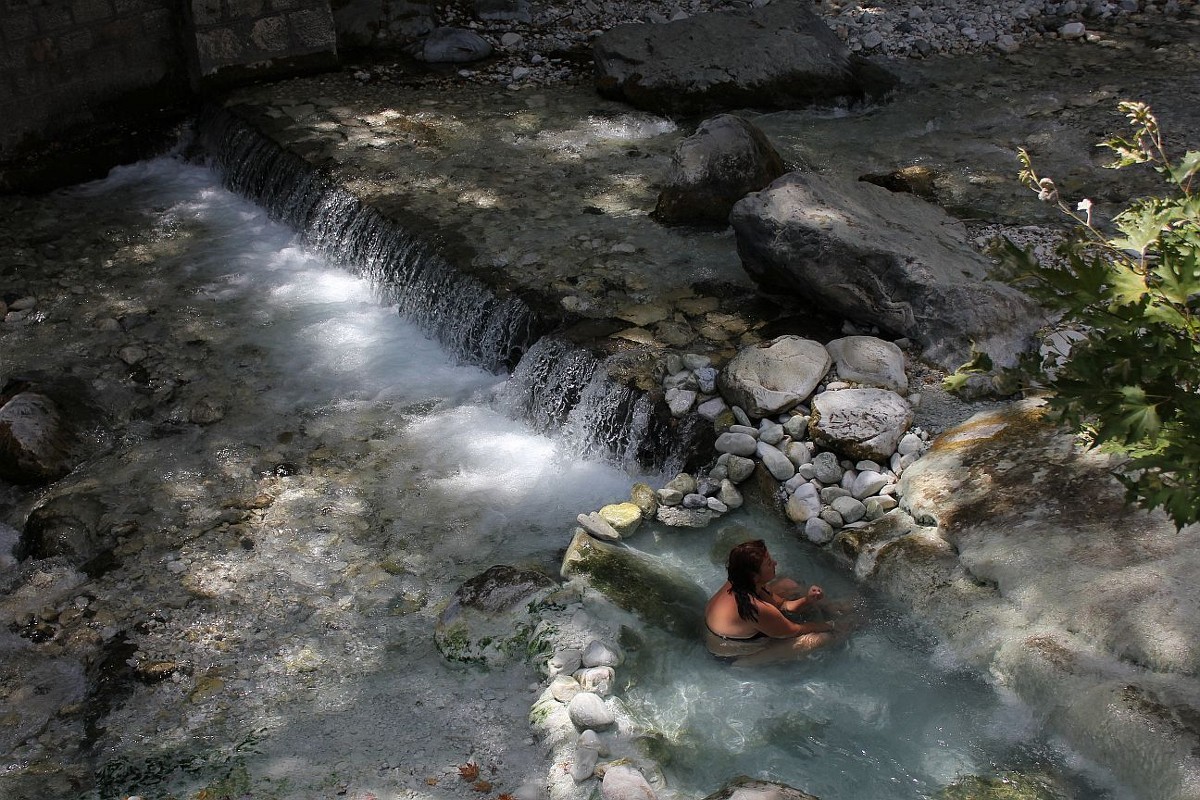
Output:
196,107,545,375
196,107,692,472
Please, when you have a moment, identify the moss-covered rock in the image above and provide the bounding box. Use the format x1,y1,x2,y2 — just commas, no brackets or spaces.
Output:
934,771,1071,800
434,564,559,666
561,531,707,638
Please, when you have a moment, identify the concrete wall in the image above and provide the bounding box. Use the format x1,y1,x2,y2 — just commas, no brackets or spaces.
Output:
0,0,343,191
0,0,189,159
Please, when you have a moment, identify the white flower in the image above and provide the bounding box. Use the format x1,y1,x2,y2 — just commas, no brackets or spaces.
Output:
1077,198,1093,225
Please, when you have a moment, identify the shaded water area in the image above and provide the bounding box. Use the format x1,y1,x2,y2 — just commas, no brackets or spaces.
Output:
0,151,1137,800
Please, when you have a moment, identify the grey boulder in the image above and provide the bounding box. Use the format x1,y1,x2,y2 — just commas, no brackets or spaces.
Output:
809,388,913,462
731,172,1046,372
654,114,787,225
593,1,896,117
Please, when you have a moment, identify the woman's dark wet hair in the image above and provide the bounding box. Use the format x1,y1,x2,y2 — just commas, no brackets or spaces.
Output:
726,539,768,622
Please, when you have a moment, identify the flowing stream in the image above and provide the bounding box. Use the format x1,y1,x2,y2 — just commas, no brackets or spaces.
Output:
0,154,1130,800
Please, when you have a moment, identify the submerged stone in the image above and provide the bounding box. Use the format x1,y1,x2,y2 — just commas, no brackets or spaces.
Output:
434,565,558,666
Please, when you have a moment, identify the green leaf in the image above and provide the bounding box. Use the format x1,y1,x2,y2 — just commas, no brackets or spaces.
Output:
1117,385,1162,442
1011,102,1200,528
1111,203,1176,255
1150,245,1200,306
1167,151,1200,186
1106,261,1149,306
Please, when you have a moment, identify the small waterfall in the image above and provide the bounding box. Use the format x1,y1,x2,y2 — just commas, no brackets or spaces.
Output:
193,107,545,374
193,106,698,472
502,337,700,474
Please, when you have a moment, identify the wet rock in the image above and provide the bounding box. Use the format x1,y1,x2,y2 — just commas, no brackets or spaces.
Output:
0,391,74,485
852,469,889,499
701,776,819,800
718,479,743,509
715,432,758,457
756,440,795,481
578,512,622,542
811,450,844,484
548,649,583,678
724,454,756,483
630,483,659,519
831,495,867,524
188,396,226,425
599,502,642,537
804,516,836,545
809,388,913,462
582,639,622,668
593,3,896,117
731,172,1046,372
718,335,831,418
18,492,108,564
575,665,615,696
434,564,557,665
859,165,940,201
665,473,697,495
655,504,716,528
602,764,657,800
654,114,787,225
571,729,602,782
561,530,707,636
419,27,494,63
549,674,582,703
785,487,819,524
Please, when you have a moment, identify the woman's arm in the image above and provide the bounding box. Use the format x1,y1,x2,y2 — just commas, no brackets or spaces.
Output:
753,599,837,639
778,585,824,615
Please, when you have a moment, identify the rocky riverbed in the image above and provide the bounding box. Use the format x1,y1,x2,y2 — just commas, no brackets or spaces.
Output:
3,1,1200,799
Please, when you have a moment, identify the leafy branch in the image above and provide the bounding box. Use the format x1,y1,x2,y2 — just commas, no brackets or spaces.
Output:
1003,101,1200,529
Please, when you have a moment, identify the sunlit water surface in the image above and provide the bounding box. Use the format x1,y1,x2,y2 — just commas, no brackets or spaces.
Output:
2,157,1125,800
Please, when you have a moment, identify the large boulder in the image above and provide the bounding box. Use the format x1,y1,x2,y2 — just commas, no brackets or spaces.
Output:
654,114,787,225
718,335,830,418
561,530,707,637
731,172,1047,372
593,2,897,118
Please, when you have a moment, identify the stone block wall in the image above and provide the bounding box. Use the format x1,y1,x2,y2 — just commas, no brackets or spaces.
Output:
0,0,189,162
186,0,339,89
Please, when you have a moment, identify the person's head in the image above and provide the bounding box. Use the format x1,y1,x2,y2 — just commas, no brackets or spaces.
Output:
727,539,775,620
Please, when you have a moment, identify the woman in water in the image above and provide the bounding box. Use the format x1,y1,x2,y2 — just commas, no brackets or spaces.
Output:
704,539,840,664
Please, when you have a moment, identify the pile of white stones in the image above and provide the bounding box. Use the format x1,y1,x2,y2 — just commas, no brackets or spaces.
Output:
574,333,932,546
528,614,673,800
